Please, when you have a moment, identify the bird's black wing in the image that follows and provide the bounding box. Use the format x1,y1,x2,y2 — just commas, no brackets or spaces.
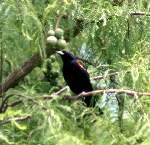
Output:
63,59,93,106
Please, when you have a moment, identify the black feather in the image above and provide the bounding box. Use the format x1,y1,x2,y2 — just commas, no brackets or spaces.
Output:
57,51,93,107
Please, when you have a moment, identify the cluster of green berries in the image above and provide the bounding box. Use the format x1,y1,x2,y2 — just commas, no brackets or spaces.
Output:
47,28,67,48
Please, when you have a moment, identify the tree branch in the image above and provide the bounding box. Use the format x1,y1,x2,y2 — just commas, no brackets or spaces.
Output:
92,72,119,80
0,115,31,125
64,89,150,100
0,53,41,96
6,87,150,110
4,72,119,108
0,47,58,97
1,87,150,125
9,100,23,107
130,12,150,16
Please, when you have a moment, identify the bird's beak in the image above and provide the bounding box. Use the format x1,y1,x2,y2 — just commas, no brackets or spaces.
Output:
56,51,64,55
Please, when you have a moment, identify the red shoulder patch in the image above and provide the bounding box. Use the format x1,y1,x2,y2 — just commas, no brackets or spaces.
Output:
76,59,86,70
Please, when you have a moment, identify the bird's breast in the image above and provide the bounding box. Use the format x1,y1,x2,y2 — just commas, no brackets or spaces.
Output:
62,62,92,94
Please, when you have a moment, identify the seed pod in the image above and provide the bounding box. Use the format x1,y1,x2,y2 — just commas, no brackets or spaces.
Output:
55,28,64,38
47,36,57,46
48,30,55,36
57,39,67,48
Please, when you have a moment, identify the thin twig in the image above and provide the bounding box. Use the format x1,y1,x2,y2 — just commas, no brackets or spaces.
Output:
35,88,150,101
92,72,119,80
64,89,150,100
9,100,23,107
55,14,63,29
0,95,12,113
55,86,69,95
130,12,150,16
43,86,69,100
0,115,31,125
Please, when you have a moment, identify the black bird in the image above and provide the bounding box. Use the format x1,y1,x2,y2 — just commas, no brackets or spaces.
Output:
57,50,94,107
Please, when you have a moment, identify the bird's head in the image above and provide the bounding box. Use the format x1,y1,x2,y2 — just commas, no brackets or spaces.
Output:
56,50,75,63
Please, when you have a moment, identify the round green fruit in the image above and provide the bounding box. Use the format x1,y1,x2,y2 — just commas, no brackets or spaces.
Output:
47,36,57,46
48,29,55,36
57,39,67,48
55,28,64,38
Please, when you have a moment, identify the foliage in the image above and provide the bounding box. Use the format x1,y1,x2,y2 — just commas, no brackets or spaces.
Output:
0,0,150,145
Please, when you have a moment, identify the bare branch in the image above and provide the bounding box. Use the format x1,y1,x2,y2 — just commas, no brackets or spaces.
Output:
0,47,58,97
9,100,23,107
55,14,63,29
92,72,119,80
0,95,11,113
35,88,150,101
64,89,150,100
1,87,150,125
130,12,150,16
6,87,150,110
55,86,69,95
0,115,31,125
0,53,42,96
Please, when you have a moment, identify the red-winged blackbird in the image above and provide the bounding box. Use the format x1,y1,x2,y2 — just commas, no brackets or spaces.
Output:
57,50,93,107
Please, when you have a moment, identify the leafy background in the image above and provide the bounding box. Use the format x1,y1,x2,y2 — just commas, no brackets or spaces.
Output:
0,0,150,145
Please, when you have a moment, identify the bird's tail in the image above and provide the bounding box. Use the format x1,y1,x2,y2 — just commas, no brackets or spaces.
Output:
84,95,103,114
84,95,93,107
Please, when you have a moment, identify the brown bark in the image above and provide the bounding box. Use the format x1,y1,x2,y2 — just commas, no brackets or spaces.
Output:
0,115,31,125
0,48,57,96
